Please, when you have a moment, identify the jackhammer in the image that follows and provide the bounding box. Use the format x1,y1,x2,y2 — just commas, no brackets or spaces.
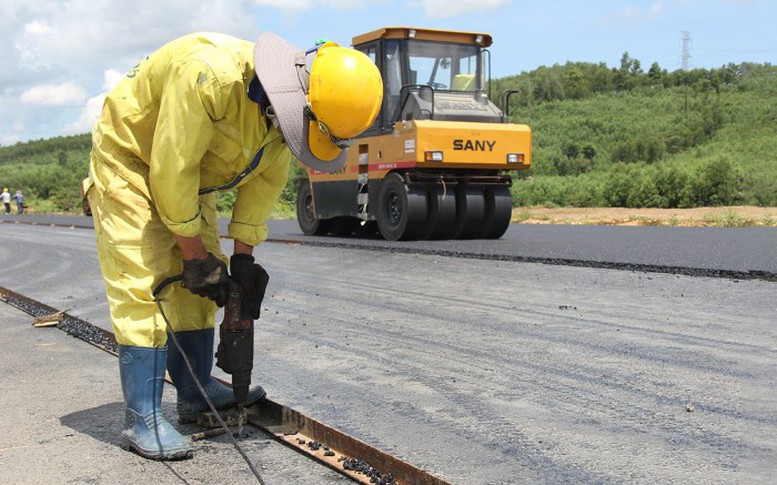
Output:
214,277,254,409
153,273,264,483
152,274,255,409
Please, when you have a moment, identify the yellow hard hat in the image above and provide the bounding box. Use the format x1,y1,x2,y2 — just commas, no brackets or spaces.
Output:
254,33,383,172
306,43,383,162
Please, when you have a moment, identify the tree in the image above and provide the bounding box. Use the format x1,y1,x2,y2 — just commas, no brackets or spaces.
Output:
647,62,665,85
619,52,633,71
630,59,643,76
697,158,742,205
564,68,591,99
563,142,579,159
627,175,665,208
654,165,690,208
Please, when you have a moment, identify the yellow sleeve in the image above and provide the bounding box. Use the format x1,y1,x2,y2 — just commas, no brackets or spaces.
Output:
228,151,292,246
150,60,223,238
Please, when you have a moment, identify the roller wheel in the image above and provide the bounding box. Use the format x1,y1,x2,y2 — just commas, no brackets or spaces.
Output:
376,173,429,241
425,185,457,239
296,181,331,235
479,185,513,239
452,185,485,239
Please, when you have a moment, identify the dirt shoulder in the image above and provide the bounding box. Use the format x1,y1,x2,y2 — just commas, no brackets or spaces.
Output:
513,206,777,227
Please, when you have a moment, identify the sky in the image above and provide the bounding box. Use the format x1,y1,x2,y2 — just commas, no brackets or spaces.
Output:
1,0,775,146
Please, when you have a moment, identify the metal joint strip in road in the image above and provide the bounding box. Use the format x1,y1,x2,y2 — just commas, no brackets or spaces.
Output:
0,285,450,485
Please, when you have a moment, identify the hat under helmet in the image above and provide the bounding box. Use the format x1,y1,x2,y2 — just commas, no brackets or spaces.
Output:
253,33,383,173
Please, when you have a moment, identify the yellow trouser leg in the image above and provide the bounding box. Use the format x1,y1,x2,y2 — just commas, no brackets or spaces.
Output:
87,155,225,347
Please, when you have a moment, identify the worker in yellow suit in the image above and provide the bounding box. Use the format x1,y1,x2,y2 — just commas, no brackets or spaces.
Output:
84,32,382,460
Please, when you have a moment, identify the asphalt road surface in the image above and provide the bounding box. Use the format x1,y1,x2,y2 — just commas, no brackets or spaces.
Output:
1,217,775,484
7,213,777,277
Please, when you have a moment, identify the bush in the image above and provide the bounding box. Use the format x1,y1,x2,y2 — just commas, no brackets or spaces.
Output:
49,184,83,212
611,137,665,163
603,165,634,206
216,191,236,215
691,158,742,206
626,175,666,208
654,165,691,208
511,174,606,208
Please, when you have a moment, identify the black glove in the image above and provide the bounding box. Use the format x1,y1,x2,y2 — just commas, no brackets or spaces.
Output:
230,253,269,319
182,253,228,307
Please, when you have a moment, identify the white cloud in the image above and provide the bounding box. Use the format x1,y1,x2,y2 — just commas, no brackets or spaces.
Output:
20,81,87,106
250,0,364,26
24,20,52,35
1,0,264,143
602,2,664,25
102,69,124,92
252,0,315,8
422,0,508,18
322,0,364,6
0,118,26,146
63,70,124,135
6,1,261,82
3,0,519,143
251,0,362,8
64,93,106,135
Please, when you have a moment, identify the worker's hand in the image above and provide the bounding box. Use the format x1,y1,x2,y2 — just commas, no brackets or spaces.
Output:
182,253,229,307
230,254,269,319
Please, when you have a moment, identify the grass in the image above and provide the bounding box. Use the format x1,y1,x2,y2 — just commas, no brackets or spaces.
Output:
19,199,62,215
702,208,756,228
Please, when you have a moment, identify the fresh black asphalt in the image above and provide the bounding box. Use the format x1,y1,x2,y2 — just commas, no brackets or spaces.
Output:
3,214,776,279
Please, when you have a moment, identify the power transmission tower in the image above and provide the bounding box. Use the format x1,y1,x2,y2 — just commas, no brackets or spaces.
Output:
680,31,692,70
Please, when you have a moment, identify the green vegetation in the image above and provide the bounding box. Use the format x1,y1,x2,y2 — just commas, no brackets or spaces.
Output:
0,133,298,217
494,58,777,208
0,134,91,213
1,55,775,215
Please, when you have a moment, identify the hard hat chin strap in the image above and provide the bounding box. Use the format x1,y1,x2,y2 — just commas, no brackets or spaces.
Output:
295,54,311,93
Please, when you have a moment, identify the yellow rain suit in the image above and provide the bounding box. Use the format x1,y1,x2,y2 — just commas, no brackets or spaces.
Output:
85,33,291,347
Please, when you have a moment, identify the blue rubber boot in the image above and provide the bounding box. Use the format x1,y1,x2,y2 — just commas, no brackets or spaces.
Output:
166,329,266,423
118,345,193,460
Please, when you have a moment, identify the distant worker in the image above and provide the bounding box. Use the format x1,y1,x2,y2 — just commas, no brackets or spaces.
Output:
13,190,24,214
83,32,382,461
1,188,10,214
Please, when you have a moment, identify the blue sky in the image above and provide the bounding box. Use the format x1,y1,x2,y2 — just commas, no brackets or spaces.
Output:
1,0,775,145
